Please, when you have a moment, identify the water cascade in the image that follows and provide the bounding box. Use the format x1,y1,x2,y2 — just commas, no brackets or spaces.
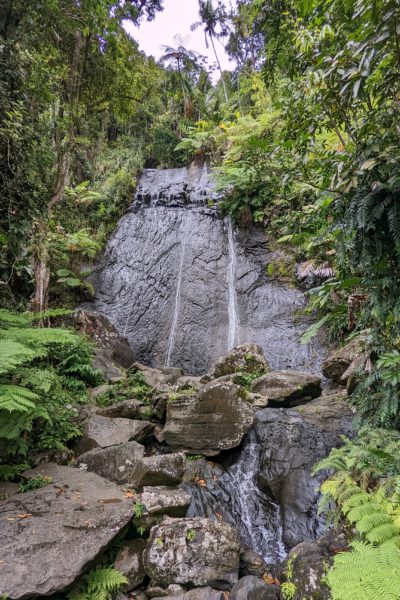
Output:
89,164,321,375
166,214,189,367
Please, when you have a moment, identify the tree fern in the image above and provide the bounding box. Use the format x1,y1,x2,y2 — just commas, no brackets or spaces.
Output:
327,541,400,600
0,385,39,413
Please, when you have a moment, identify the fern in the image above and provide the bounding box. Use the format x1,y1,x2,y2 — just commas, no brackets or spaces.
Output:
68,567,128,600
327,541,400,600
0,340,39,374
0,385,39,413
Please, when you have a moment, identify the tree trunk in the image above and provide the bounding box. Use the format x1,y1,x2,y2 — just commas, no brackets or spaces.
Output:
210,34,228,103
30,222,50,315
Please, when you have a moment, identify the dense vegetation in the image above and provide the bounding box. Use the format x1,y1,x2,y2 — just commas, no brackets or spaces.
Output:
1,0,400,598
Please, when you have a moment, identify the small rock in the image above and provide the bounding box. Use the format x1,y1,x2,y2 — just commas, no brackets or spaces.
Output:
151,588,224,600
147,587,169,598
133,363,183,391
0,482,19,501
230,575,279,599
144,517,240,590
252,370,321,407
93,347,125,381
97,399,146,419
164,381,254,455
114,539,147,591
139,486,192,517
141,453,186,486
89,384,114,400
239,547,267,578
322,336,366,384
212,344,269,379
77,440,146,486
75,415,154,454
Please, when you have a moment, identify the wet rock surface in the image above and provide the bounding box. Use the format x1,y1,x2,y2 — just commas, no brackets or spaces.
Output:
256,394,353,548
0,464,133,599
88,166,322,375
144,517,240,590
322,336,366,383
164,380,254,455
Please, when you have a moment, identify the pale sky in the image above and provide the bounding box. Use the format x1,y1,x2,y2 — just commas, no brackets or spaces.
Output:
124,0,234,77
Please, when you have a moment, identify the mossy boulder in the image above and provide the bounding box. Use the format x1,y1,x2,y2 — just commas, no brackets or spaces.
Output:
211,344,269,379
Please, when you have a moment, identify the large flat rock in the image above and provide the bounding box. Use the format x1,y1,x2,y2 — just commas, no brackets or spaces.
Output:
252,370,321,407
77,440,146,486
164,381,254,455
76,415,154,454
0,464,133,599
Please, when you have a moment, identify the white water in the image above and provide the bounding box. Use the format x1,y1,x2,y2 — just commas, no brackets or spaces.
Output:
227,219,239,349
166,214,189,366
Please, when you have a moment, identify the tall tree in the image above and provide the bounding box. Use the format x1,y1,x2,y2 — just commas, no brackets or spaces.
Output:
192,0,229,103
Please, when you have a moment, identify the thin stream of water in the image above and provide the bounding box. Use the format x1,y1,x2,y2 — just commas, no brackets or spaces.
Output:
227,219,239,350
166,214,189,366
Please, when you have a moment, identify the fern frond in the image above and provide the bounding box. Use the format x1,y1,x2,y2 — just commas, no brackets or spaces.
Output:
0,310,30,328
327,541,400,600
0,340,39,374
0,385,39,413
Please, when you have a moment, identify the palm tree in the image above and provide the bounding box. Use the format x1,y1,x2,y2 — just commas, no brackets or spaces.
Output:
191,0,229,103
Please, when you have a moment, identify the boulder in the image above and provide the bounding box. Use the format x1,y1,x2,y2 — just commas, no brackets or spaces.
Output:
256,394,353,548
322,336,366,384
93,347,125,381
77,440,146,486
230,576,279,600
133,363,184,391
97,399,147,420
53,309,135,368
152,589,224,600
281,528,348,599
144,517,240,590
0,482,19,501
139,486,192,517
212,344,269,379
114,539,147,591
89,384,114,400
176,376,202,391
251,371,321,408
141,453,186,486
239,547,267,578
75,415,154,454
164,381,254,455
0,464,133,599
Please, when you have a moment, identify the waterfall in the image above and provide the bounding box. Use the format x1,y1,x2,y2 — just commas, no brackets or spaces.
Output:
166,214,189,367
227,219,239,350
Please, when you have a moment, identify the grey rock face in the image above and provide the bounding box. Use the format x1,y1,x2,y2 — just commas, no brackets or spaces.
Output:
76,415,154,454
141,453,186,486
230,576,279,600
0,482,19,501
114,539,147,591
256,394,353,548
88,166,322,375
139,486,192,517
77,440,146,486
0,464,133,599
212,344,269,378
252,370,322,407
144,517,240,590
134,363,184,391
164,380,254,455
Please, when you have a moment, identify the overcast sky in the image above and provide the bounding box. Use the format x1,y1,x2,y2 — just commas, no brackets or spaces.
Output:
124,0,234,76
